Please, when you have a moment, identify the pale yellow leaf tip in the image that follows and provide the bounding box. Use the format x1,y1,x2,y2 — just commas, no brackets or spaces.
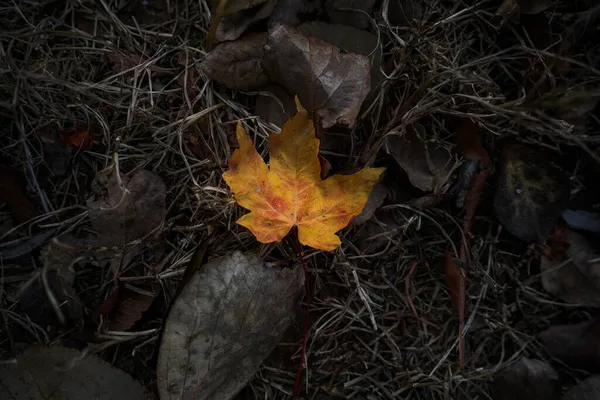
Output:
293,95,306,113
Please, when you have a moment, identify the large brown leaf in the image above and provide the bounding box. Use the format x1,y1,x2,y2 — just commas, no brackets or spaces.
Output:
156,251,303,400
0,346,148,399
540,318,600,368
492,357,560,400
263,24,371,128
200,33,268,91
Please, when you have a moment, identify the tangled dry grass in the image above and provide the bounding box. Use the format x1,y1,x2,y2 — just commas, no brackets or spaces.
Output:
1,0,600,399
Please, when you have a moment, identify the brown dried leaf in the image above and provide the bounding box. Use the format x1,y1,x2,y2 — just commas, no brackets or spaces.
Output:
94,287,158,332
456,119,491,167
540,318,600,369
541,229,600,306
384,128,454,192
263,24,371,128
0,346,148,399
492,357,560,400
215,0,277,44
493,145,569,242
86,169,166,246
157,251,303,400
201,33,268,91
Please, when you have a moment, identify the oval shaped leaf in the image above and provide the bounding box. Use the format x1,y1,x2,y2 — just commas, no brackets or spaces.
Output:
157,251,303,400
0,346,148,399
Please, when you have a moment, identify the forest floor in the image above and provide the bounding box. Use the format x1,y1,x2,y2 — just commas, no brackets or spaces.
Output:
1,0,600,399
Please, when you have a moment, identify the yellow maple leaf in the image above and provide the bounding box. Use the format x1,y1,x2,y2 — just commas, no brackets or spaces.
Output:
223,98,385,251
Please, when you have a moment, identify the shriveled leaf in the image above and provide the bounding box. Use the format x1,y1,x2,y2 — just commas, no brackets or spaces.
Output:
325,0,376,30
223,98,385,250
493,144,569,242
352,179,388,225
254,84,296,128
384,128,454,192
157,251,303,400
562,375,600,400
214,0,277,44
492,357,560,400
541,229,600,306
208,0,269,16
94,286,158,332
0,166,37,224
297,21,384,90
562,209,600,233
0,346,148,399
87,168,167,246
263,24,371,129
444,250,465,369
540,318,600,368
201,33,268,91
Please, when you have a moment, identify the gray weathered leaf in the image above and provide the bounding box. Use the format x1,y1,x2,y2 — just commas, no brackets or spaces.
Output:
384,128,454,192
297,21,384,91
541,229,600,306
352,179,388,225
263,24,371,128
493,145,569,242
214,0,277,44
492,357,560,400
0,346,148,399
157,251,304,400
201,33,268,91
562,375,600,400
87,168,166,246
325,0,376,30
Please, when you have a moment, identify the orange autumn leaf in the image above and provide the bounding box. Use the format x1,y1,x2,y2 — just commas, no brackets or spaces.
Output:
223,98,385,251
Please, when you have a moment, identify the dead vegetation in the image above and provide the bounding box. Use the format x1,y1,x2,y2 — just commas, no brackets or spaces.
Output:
1,0,600,399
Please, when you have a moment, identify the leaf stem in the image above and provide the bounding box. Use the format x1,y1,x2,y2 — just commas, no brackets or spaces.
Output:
291,229,310,400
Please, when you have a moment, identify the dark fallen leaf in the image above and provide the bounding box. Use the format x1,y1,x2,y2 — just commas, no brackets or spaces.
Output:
263,24,371,129
297,21,384,91
254,84,296,128
495,0,554,22
0,229,56,261
59,125,94,150
156,251,303,400
268,0,314,27
444,250,465,369
0,166,37,224
541,229,600,306
456,119,491,167
385,0,423,26
552,87,600,122
352,179,388,225
492,357,560,400
319,155,332,179
215,0,277,44
107,52,173,76
209,0,269,16
324,0,376,31
562,209,600,233
540,318,600,368
0,346,148,399
562,375,600,400
86,168,167,246
384,127,454,192
454,159,479,208
93,286,158,332
493,144,569,243
200,33,268,91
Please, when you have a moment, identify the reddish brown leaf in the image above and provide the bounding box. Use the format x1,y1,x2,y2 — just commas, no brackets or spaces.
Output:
109,287,157,331
0,167,37,224
444,250,465,369
456,119,491,167
540,318,600,369
59,126,94,150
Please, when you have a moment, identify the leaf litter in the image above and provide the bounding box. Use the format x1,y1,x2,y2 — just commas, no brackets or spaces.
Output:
2,0,600,398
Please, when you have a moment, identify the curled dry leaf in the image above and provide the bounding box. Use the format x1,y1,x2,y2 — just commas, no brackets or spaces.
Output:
223,98,385,250
492,357,560,400
157,251,303,400
562,375,600,400
263,24,371,129
200,33,268,91
541,229,600,307
86,168,167,246
539,318,600,369
384,127,454,193
493,144,569,242
0,346,148,399
215,0,277,44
